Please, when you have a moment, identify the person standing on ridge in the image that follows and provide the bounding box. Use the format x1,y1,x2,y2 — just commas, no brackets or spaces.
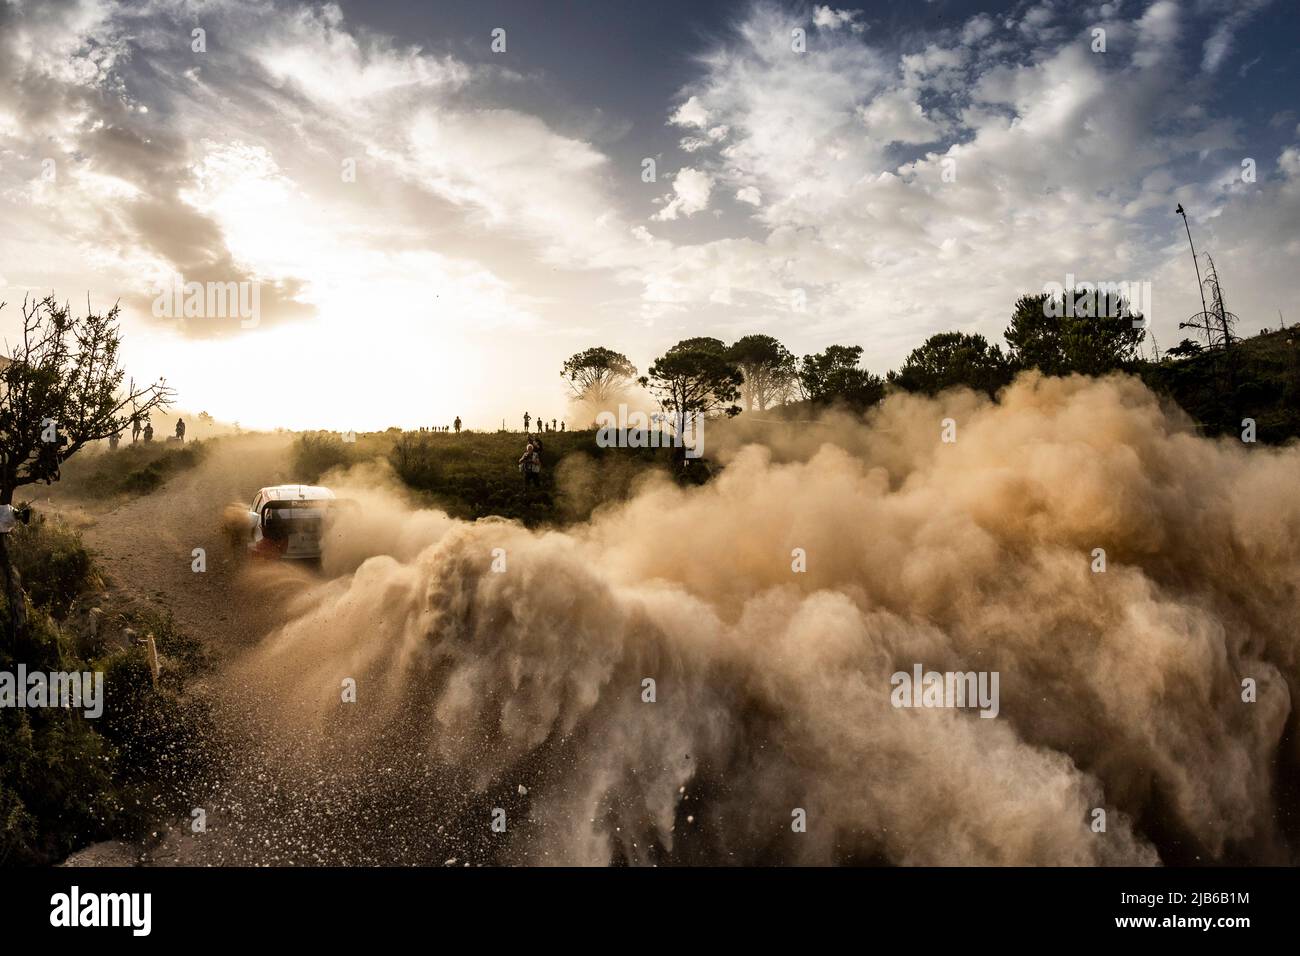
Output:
454,416,461,433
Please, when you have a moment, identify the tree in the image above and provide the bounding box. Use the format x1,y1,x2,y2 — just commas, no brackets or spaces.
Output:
888,331,1013,398
638,337,742,429
561,347,637,407
1164,338,1204,360
728,334,797,412
1005,291,1146,377
797,345,884,409
0,296,171,641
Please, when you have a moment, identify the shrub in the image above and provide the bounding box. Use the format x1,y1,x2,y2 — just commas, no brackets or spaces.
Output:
56,440,207,499
8,515,97,619
292,432,355,482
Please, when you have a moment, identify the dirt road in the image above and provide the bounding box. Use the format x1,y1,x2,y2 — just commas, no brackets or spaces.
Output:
43,433,301,659
49,432,351,865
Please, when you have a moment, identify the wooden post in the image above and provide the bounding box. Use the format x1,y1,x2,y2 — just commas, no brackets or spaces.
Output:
144,633,160,687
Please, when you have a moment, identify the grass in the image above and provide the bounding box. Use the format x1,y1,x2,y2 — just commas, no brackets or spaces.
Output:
1139,327,1300,442
293,428,688,526
54,439,208,499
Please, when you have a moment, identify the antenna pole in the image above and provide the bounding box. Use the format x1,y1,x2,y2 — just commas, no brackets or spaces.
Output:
1177,204,1209,323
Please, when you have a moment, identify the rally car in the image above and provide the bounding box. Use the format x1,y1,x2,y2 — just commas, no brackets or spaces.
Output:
233,484,338,560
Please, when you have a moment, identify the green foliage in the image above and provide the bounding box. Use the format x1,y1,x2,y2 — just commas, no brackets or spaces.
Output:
388,434,441,488
729,334,797,411
0,602,121,865
798,345,884,409
0,296,172,502
1139,327,1300,441
56,440,206,499
0,523,213,864
1005,291,1145,376
639,337,743,421
888,331,1014,398
292,431,357,482
383,428,675,526
7,515,96,618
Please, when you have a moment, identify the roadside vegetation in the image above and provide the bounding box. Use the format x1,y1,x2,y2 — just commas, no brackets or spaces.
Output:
53,439,208,500
293,428,680,527
0,514,215,865
1,294,212,864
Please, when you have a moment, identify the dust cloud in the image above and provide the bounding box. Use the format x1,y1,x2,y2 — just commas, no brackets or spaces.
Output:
222,372,1300,865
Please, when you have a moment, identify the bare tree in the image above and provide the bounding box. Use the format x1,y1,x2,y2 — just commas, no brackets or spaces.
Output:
1,295,172,641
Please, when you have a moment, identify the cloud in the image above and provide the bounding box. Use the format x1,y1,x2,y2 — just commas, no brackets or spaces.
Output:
0,0,1294,426
858,88,941,145
0,0,650,349
653,167,714,220
640,0,1297,367
812,5,864,33
669,94,710,129
1133,0,1180,69
1200,0,1273,74
960,14,996,46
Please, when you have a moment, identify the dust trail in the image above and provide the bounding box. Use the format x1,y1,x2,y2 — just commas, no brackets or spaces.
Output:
222,372,1299,865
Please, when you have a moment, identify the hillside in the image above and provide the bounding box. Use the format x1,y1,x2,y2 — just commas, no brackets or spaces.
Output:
1139,327,1300,442
293,428,688,527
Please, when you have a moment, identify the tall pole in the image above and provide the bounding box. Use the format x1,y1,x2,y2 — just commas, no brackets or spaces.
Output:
1176,204,1210,325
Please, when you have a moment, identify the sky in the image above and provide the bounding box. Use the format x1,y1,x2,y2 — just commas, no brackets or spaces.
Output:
0,0,1297,430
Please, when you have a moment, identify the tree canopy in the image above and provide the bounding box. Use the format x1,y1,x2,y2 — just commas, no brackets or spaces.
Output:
888,331,1014,398
798,345,884,409
639,337,743,424
728,334,797,412
560,346,637,407
1005,291,1146,377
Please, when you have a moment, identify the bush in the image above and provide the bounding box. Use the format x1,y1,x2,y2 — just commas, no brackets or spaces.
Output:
388,435,441,488
0,606,122,864
0,523,214,864
292,432,355,482
8,515,97,619
55,440,207,499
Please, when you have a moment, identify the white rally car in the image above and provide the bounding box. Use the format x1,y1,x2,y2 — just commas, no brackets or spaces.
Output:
238,484,337,560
